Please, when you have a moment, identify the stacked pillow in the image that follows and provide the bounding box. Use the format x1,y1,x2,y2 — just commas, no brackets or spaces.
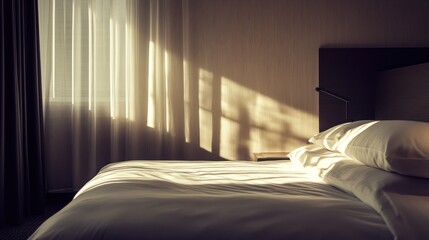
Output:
308,120,429,178
308,120,372,151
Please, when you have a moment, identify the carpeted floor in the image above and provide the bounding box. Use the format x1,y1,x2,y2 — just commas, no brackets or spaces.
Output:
0,205,63,240
0,192,75,240
0,204,63,240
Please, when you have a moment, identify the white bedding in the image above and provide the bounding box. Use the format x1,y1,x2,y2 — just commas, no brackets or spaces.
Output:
30,160,392,240
290,145,429,240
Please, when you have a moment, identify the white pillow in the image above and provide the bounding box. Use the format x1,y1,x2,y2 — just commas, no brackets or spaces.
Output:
288,144,358,179
309,120,372,151
334,120,429,178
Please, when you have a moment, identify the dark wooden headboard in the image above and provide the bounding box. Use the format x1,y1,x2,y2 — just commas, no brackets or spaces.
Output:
318,48,429,132
376,62,429,122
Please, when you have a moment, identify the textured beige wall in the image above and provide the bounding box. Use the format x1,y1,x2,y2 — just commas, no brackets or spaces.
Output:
187,0,429,159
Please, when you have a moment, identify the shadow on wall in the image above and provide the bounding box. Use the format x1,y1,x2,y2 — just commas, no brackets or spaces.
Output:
194,65,311,161
43,0,317,191
237,105,251,159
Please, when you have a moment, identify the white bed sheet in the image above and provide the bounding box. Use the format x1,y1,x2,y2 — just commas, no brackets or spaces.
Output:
290,145,429,240
30,160,391,240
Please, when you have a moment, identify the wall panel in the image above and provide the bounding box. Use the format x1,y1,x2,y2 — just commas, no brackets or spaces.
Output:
188,0,429,157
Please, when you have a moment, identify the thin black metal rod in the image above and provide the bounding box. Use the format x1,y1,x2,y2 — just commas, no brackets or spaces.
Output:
345,102,349,121
316,87,350,121
315,87,350,103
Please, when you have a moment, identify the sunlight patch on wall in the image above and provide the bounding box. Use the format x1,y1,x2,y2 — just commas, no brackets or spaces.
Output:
220,116,243,160
199,68,214,152
220,78,252,160
220,77,316,160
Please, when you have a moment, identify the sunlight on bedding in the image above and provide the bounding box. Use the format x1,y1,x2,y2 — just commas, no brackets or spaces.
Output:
75,160,322,199
334,121,379,152
289,145,348,178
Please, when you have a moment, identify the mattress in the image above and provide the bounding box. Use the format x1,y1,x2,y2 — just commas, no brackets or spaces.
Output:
30,160,392,239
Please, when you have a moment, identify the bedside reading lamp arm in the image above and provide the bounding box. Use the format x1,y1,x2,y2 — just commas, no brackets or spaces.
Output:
315,87,350,121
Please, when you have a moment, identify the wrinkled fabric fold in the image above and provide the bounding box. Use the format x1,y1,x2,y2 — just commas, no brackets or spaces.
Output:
290,145,429,240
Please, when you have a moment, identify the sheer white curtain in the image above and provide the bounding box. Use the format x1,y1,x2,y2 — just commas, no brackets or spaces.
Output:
38,0,192,191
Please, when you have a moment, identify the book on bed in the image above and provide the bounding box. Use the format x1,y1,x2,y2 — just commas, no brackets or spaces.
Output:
253,152,290,161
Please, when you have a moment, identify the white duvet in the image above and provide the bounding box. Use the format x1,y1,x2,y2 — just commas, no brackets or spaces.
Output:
30,160,392,240
289,145,429,240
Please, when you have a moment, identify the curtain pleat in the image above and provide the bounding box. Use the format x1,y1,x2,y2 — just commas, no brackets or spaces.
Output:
0,0,46,227
39,0,194,191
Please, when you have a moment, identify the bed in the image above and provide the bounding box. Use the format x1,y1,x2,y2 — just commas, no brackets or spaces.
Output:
30,159,393,239
30,50,429,240
29,120,429,240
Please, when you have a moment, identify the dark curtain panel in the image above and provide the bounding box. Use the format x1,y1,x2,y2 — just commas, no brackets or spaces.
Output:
0,0,45,227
